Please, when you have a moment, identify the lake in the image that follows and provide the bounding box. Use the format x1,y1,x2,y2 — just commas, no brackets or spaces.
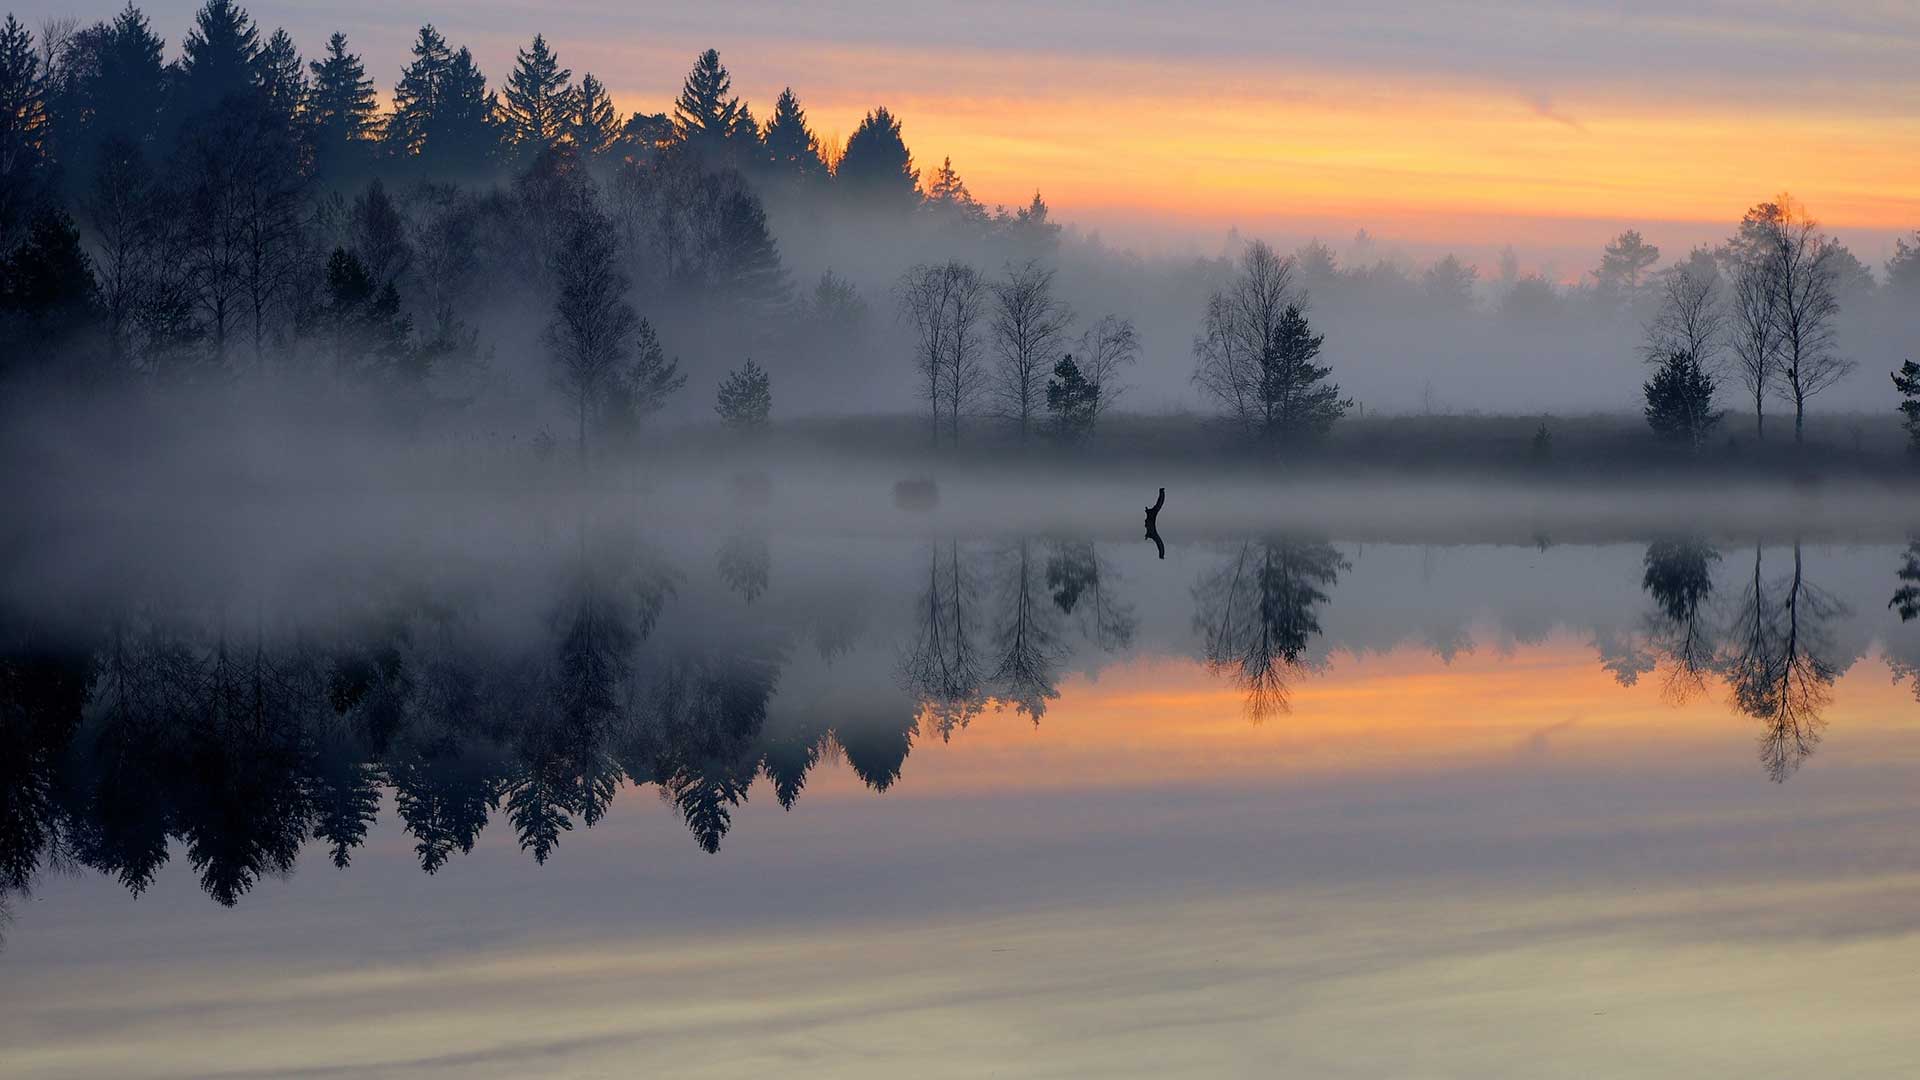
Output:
4,485,1919,1077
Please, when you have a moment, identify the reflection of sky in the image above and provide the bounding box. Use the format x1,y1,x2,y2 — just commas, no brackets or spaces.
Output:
9,1,1917,256
7,625,1920,1076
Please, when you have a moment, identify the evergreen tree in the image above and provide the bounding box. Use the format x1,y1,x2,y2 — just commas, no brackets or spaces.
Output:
499,34,573,163
308,32,377,173
52,5,168,171
1643,348,1722,449
837,107,919,211
173,0,263,123
924,156,986,227
672,49,742,156
1005,192,1061,254
316,247,412,379
1045,354,1097,440
0,15,48,245
386,24,452,158
715,358,771,432
761,87,825,180
434,47,498,174
1257,304,1347,443
617,111,672,160
568,73,619,159
1893,359,1920,454
602,318,685,444
1888,233,1920,300
256,29,307,130
0,207,101,377
546,190,635,458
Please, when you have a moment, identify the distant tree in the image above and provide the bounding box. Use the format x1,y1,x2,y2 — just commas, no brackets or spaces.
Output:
1045,354,1097,440
1499,273,1561,324
897,260,989,445
924,156,986,228
1529,422,1553,465
1643,348,1721,449
617,110,672,160
1728,252,1780,441
387,27,496,174
1075,314,1139,420
898,261,956,443
1194,242,1348,444
347,178,411,291
384,24,451,158
1422,254,1477,310
568,73,619,159
315,246,413,380
545,189,635,458
307,33,377,176
1592,228,1660,308
989,259,1074,440
498,34,573,163
715,358,771,432
837,107,919,212
1894,359,1920,454
1004,192,1061,255
47,5,167,179
1888,231,1920,300
761,87,826,180
601,317,683,443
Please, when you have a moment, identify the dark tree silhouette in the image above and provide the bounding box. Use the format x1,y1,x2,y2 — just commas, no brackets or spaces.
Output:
1044,540,1137,650
1890,541,1920,623
1893,359,1920,454
1045,354,1098,441
715,358,772,432
990,259,1073,440
989,540,1065,719
568,73,619,160
499,34,573,164
307,32,377,177
903,542,987,739
1194,243,1349,445
1642,348,1722,449
837,106,919,212
761,87,827,181
1720,544,1843,781
1639,537,1720,701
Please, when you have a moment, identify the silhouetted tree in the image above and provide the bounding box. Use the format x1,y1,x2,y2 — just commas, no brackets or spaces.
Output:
1892,359,1920,455
989,540,1065,719
1643,348,1721,449
1422,254,1477,310
568,73,619,160
0,206,100,376
1721,544,1842,781
1645,255,1724,367
837,106,918,212
499,34,572,164
897,259,987,446
307,32,377,177
387,26,496,175
903,542,986,739
990,259,1073,439
672,48,752,166
761,87,826,181
347,178,411,290
314,247,413,379
171,0,262,131
1593,228,1659,310
1889,541,1920,623
1044,540,1136,651
717,531,770,603
924,155,987,230
1888,231,1920,301
0,16,49,248
1735,196,1852,443
1045,354,1097,440
715,358,771,432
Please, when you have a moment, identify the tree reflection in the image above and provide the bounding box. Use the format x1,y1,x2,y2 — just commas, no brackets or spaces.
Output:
1045,540,1137,652
1639,537,1721,702
989,540,1065,720
902,541,987,738
1193,539,1348,719
1720,544,1844,782
1891,540,1920,623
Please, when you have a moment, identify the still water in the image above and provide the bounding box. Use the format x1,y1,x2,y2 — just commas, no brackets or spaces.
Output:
4,501,1920,1077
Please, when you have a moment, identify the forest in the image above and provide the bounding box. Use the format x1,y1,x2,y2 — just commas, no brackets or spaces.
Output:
0,2,1917,475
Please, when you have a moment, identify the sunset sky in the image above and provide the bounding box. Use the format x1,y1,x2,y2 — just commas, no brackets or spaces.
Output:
21,2,1920,264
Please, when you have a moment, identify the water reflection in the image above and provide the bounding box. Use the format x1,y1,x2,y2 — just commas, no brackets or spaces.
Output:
1,529,1916,914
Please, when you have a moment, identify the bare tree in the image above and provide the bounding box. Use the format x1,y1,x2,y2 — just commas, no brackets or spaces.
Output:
989,260,1073,440
1076,314,1139,421
896,262,954,445
1644,260,1724,369
545,185,636,460
941,262,989,446
1193,241,1298,433
1732,195,1854,443
1729,258,1780,440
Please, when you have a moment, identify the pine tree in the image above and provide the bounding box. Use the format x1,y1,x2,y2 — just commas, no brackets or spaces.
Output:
761,87,825,180
0,207,101,376
174,0,262,122
1643,348,1722,449
308,32,377,166
1893,359,1920,454
437,47,498,173
672,49,741,153
924,156,986,226
837,107,919,211
499,34,573,162
1045,354,1098,440
386,25,452,157
602,317,685,444
569,73,619,159
256,29,307,129
1258,304,1348,443
715,358,771,432
58,4,168,165
317,247,412,379
0,15,48,244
